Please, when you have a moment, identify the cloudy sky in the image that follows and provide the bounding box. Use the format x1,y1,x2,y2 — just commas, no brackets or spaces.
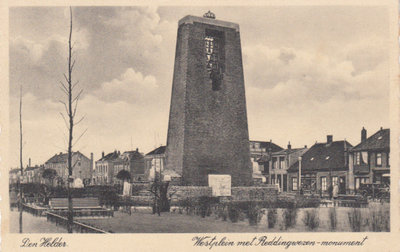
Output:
9,6,390,167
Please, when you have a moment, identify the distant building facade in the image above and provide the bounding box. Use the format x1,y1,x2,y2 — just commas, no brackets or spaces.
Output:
94,151,120,185
250,140,283,183
24,165,45,184
45,152,93,185
121,149,145,182
349,127,390,192
268,143,308,192
288,135,352,195
9,168,20,185
144,146,166,181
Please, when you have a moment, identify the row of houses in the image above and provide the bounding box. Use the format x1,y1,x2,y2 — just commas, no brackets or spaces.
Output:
9,147,171,187
10,127,390,195
252,127,390,194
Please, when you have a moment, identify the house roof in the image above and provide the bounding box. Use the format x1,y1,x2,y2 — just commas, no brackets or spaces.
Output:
256,154,271,163
257,147,308,163
123,150,144,160
9,168,20,174
351,128,390,152
163,169,181,178
146,146,166,156
271,147,307,156
288,140,352,173
250,140,283,152
45,151,88,164
98,151,120,162
25,165,44,171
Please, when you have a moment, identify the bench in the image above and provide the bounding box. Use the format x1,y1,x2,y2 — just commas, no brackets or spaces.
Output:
49,198,113,218
49,197,102,210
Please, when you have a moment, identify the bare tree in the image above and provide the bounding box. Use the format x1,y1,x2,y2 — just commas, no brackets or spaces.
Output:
59,7,85,233
19,84,23,233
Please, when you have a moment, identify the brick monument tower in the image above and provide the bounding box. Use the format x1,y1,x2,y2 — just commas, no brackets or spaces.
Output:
166,11,252,186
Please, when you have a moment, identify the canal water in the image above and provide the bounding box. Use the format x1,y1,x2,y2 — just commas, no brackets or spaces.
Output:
9,209,67,233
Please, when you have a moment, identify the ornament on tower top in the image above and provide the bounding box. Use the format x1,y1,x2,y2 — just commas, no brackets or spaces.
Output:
203,11,216,19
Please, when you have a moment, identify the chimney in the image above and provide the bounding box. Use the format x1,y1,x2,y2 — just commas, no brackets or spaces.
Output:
327,135,333,144
380,127,383,131
136,147,139,152
118,150,120,155
29,158,31,167
304,145,307,148
361,127,367,142
287,141,291,150
102,151,105,158
90,152,93,161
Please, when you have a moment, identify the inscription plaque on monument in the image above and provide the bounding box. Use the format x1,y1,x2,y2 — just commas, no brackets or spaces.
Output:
208,174,231,197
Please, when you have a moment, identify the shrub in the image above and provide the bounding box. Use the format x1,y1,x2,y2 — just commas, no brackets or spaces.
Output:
296,197,320,208
247,201,262,226
329,207,337,231
267,208,277,228
282,202,298,230
370,205,390,232
219,207,228,221
302,209,319,231
195,196,217,218
228,204,241,223
348,208,362,232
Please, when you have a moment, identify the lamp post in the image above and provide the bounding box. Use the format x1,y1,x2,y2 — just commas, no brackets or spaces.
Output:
298,156,302,194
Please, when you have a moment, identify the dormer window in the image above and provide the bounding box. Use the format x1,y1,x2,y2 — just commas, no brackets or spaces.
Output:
310,157,314,161
325,156,330,160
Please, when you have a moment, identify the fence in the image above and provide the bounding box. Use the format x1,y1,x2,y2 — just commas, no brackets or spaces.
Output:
46,212,110,233
22,203,47,216
51,209,114,218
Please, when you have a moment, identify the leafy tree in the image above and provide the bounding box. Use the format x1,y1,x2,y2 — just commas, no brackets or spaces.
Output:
42,168,57,186
116,170,131,182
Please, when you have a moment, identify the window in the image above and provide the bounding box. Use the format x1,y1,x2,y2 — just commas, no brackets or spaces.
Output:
332,176,338,186
292,178,298,191
279,157,285,169
321,177,327,191
354,152,360,165
355,177,370,190
376,153,382,166
272,157,277,169
387,153,390,166
271,174,275,184
354,152,368,165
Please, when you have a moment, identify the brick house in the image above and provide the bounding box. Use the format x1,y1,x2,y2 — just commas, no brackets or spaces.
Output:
94,151,120,185
249,140,283,183
144,146,166,181
9,168,20,185
120,149,145,182
24,165,45,184
268,143,308,192
45,151,93,185
348,127,390,193
287,135,352,195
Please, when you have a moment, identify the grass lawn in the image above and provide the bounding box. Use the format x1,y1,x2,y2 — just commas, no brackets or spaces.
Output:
80,211,265,233
79,202,389,233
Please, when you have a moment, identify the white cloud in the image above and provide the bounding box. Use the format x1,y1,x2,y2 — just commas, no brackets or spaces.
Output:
93,68,158,103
